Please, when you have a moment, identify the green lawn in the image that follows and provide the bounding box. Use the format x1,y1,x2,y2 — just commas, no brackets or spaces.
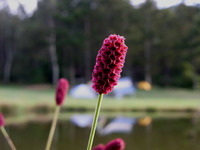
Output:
0,85,200,114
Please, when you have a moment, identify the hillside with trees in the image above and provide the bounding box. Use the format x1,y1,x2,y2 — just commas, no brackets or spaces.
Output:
1,0,200,88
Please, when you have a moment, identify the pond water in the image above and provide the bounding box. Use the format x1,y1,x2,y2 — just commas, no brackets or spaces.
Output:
0,113,200,150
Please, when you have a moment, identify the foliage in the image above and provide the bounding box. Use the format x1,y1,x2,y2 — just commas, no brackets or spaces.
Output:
0,0,200,88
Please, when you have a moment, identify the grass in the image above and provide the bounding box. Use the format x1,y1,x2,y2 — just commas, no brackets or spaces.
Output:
0,85,200,115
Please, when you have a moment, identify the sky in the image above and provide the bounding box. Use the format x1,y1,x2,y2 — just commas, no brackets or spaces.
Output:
131,0,200,8
0,0,37,15
0,0,200,15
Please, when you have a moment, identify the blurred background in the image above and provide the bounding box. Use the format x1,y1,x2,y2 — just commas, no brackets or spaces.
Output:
0,0,200,88
1,0,200,150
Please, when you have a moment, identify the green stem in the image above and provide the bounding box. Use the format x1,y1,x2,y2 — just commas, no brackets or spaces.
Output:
45,106,60,150
86,93,104,150
0,126,17,150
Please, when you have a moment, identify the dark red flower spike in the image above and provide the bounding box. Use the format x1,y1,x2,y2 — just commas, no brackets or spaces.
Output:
92,34,128,94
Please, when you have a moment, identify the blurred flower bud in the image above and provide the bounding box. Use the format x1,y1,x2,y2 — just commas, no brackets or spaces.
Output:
105,138,125,150
55,78,69,106
92,144,105,150
0,113,5,126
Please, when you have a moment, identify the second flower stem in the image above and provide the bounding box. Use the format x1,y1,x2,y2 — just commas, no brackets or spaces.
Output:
45,105,60,150
86,93,104,150
0,126,17,150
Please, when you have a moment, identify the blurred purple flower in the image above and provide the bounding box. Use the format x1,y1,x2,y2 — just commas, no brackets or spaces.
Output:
0,113,5,126
55,78,69,106
105,138,125,150
92,144,105,150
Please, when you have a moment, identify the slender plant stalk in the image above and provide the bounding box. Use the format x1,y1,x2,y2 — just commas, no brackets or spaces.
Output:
0,126,17,150
86,93,104,150
45,106,61,150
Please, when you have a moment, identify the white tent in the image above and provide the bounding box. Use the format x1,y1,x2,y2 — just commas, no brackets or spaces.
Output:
70,84,97,99
113,77,136,98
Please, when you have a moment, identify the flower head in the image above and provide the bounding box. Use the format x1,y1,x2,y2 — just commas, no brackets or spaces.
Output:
0,113,5,126
92,144,105,150
92,34,128,94
105,138,125,150
55,78,69,106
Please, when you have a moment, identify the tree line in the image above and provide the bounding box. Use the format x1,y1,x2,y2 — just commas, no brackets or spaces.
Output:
0,0,200,88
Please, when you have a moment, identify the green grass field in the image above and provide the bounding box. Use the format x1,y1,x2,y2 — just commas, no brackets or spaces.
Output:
0,85,200,114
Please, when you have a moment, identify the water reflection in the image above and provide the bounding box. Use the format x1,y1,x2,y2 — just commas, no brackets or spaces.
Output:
0,113,200,150
70,114,137,135
98,117,137,136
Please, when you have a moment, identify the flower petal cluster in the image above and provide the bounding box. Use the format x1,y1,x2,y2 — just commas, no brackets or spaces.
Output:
104,138,125,150
92,34,128,94
55,78,69,106
92,138,125,150
92,144,105,150
0,113,5,126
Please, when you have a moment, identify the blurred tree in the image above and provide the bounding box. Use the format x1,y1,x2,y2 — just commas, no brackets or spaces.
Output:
0,0,24,83
48,0,59,86
132,0,157,84
184,13,200,88
1,0,200,89
171,3,200,88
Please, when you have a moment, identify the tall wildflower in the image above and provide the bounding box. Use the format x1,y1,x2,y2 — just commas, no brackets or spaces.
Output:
45,78,69,150
86,34,128,150
0,113,17,150
92,34,128,94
